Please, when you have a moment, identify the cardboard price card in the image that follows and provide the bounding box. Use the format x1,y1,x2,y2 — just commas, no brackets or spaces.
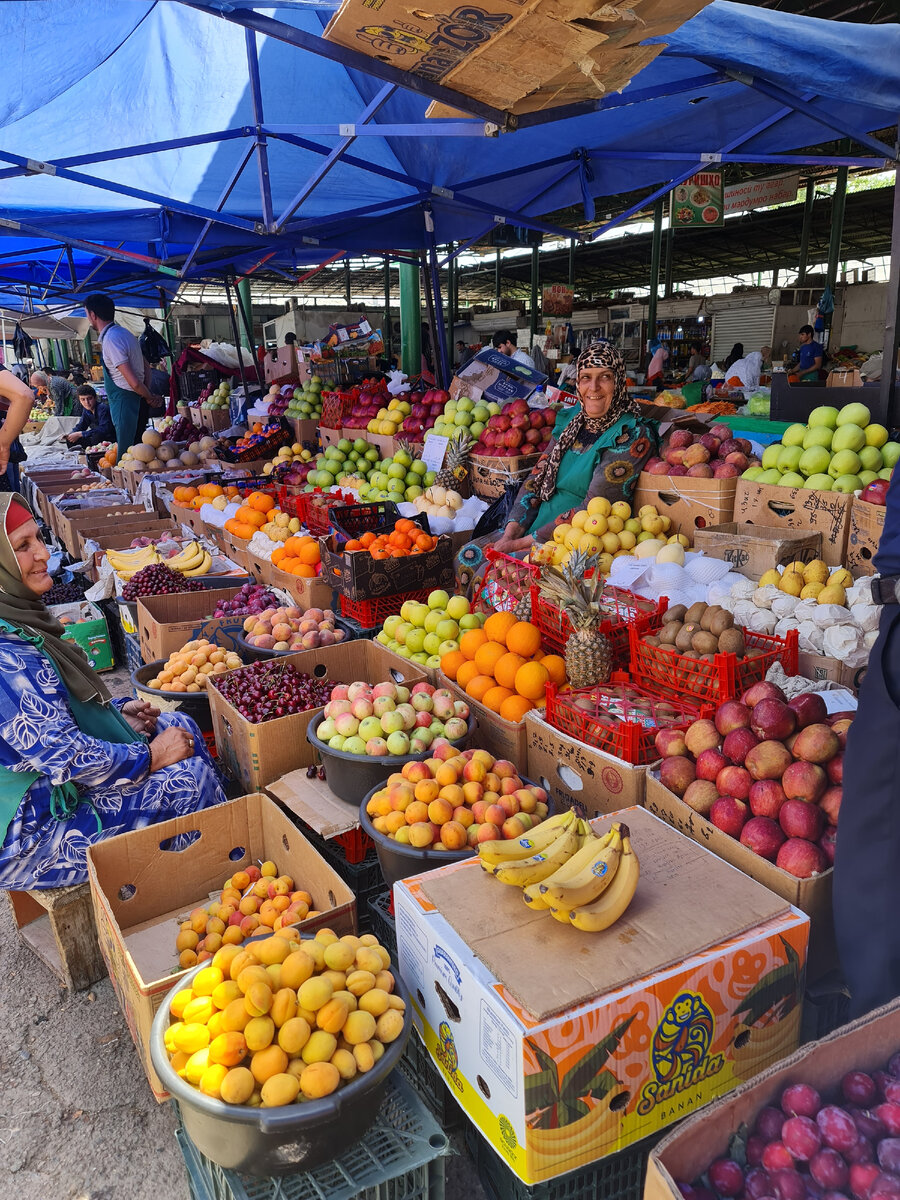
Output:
670,171,724,228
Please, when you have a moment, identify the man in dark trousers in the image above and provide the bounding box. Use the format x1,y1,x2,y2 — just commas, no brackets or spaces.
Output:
834,469,900,1016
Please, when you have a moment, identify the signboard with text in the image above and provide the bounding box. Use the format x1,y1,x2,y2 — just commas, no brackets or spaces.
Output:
724,173,800,215
542,284,574,318
670,171,724,228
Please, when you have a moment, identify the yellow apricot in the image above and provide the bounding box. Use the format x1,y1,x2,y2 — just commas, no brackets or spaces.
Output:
183,996,215,1026
192,966,225,997
211,980,242,1011
220,1066,255,1105
331,1048,357,1081
250,1045,289,1084
199,1063,229,1098
260,1073,301,1107
184,1048,210,1086
169,988,194,1020
323,942,356,972
244,1017,276,1052
315,997,350,1036
300,1031,337,1064
375,1010,406,1043
244,982,273,1018
222,998,252,1033
173,1023,211,1054
358,989,391,1018
277,1017,311,1056
237,965,270,994
280,951,316,991
342,1011,377,1046
300,1061,340,1100
298,977,333,1012
353,1043,375,1073
345,970,376,998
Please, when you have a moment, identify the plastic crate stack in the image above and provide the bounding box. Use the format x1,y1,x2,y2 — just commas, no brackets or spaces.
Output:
174,1074,449,1200
533,585,667,673
295,819,381,931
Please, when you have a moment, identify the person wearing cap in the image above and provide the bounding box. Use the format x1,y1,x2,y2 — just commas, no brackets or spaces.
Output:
0,497,226,889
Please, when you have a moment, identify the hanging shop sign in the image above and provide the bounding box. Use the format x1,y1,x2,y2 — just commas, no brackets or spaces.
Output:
542,284,574,318
724,173,800,215
670,171,724,228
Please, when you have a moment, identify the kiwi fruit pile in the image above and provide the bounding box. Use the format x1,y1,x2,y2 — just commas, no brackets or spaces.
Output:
641,601,762,663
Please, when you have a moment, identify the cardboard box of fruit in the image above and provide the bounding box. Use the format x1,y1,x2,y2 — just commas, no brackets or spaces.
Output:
692,522,823,580
207,641,426,793
397,806,808,1186
847,493,886,577
734,479,853,568
642,682,853,979
525,710,649,813
318,531,455,602
137,584,279,662
643,998,900,1200
86,791,356,1100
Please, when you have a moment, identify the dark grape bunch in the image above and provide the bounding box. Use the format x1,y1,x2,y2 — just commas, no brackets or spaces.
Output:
45,579,88,606
212,660,334,723
212,583,279,618
680,1058,900,1200
122,562,204,601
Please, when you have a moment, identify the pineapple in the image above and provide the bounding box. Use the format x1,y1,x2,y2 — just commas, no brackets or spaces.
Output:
538,549,613,687
434,431,473,493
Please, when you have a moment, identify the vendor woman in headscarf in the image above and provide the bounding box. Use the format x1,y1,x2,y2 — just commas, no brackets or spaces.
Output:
491,342,657,556
0,496,227,889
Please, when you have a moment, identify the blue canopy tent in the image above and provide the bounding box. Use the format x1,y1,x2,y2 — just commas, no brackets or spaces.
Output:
0,0,897,397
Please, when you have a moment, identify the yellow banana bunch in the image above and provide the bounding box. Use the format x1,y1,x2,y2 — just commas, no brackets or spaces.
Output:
477,810,574,868
167,542,211,576
541,825,623,910
106,545,162,579
557,831,640,932
523,825,608,910
490,822,583,888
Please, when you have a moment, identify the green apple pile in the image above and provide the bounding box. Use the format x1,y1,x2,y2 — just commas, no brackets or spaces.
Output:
306,440,436,500
201,380,231,412
375,590,485,670
285,377,324,420
428,395,499,442
743,403,899,493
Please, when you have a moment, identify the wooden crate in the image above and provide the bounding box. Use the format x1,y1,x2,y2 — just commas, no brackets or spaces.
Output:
7,884,106,991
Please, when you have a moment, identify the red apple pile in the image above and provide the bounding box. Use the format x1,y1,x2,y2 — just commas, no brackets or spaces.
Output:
655,681,852,878
342,380,391,429
644,423,762,480
677,1065,900,1200
401,388,450,439
473,398,555,458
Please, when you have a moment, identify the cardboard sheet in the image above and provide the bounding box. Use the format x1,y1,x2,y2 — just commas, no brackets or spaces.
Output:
267,768,361,839
419,807,787,1021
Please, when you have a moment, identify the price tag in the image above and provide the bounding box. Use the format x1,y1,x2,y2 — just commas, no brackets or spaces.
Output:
421,435,448,472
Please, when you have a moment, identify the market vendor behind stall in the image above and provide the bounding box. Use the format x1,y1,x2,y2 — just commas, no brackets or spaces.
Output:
64,385,115,448
0,496,226,889
86,293,163,452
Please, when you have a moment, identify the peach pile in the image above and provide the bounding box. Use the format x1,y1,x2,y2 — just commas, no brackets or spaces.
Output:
365,748,549,851
174,861,322,968
243,605,346,652
164,931,406,1106
148,639,243,692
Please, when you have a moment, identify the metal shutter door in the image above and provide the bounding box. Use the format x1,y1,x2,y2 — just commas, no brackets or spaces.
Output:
711,306,776,361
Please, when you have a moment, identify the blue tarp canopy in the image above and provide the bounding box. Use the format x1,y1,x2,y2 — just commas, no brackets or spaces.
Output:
0,0,896,308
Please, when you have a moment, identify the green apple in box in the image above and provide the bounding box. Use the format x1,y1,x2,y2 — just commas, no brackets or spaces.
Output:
808,405,839,429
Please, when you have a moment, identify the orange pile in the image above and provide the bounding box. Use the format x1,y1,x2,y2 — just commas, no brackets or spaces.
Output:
98,443,118,469
225,491,277,541
176,482,242,511
343,519,437,560
271,535,322,578
440,611,565,723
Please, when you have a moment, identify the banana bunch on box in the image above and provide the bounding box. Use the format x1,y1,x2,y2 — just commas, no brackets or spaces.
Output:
166,541,211,577
478,810,639,932
105,544,162,580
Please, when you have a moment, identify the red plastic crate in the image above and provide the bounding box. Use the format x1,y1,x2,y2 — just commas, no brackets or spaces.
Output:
320,391,347,430
474,546,540,616
534,587,667,671
333,827,374,864
544,681,712,765
629,622,800,704
278,485,355,534
338,587,433,627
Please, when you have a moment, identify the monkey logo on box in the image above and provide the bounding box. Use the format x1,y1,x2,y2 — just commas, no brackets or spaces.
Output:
637,991,723,1116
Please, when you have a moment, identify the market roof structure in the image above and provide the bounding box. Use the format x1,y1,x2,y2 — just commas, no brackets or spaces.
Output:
0,0,896,312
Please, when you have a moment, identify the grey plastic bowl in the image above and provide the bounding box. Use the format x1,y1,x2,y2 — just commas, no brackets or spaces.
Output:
359,774,550,890
305,707,474,805
131,662,214,738
150,951,412,1175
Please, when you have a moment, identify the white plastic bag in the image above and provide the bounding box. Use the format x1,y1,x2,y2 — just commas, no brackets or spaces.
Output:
775,616,797,640
730,578,757,601
746,608,778,634
733,599,758,627
849,602,880,633
813,603,851,631
792,599,821,624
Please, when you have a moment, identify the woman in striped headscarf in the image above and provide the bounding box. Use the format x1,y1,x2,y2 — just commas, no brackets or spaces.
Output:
491,340,658,555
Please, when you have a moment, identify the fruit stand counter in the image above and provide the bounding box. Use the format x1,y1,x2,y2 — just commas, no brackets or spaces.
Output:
717,415,791,448
396,806,809,1186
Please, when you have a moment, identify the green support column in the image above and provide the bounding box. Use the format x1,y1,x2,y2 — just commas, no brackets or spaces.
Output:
383,257,393,364
58,340,70,369
446,245,456,369
647,199,663,344
235,278,254,351
530,243,540,346
47,341,57,370
83,332,93,367
398,258,421,377
797,178,815,283
826,161,849,296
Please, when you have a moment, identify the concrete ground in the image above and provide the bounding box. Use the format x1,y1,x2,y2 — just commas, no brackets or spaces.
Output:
0,665,487,1200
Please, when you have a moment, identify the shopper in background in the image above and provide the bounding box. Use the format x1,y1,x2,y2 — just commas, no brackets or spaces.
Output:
720,342,744,373
64,386,115,448
792,324,826,382
491,329,536,370
684,341,710,383
725,346,771,392
835,469,900,1016
646,338,669,391
84,293,163,452
29,370,79,418
455,340,474,369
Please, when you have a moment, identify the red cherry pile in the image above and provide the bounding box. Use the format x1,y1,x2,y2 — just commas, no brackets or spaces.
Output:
655,681,851,879
122,562,204,600
211,660,334,723
678,1067,900,1200
212,583,280,618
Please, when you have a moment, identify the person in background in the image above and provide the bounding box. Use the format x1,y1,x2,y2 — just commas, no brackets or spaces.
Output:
684,341,710,383
68,368,86,387
491,329,536,370
834,468,900,1016
455,340,474,369
725,346,771,392
722,343,744,373
29,370,79,418
0,366,37,492
85,293,163,452
63,386,115,448
9,364,28,383
646,338,669,391
792,324,825,382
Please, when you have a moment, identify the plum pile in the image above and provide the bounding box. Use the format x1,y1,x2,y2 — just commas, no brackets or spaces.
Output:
211,659,334,723
678,1065,900,1199
122,562,204,600
212,583,280,618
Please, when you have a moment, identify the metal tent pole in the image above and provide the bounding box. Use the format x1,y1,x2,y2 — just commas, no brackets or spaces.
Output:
425,249,449,388
495,248,501,311
647,199,663,344
880,165,900,426
664,217,675,298
568,238,575,287
235,278,254,353
383,257,392,364
398,259,421,377
223,276,252,402
797,178,815,283
530,242,540,348
344,261,352,308
826,161,849,296
446,244,456,372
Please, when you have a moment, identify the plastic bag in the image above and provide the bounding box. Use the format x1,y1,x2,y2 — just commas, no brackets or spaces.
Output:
746,608,778,634
775,616,797,640
793,599,821,624
140,317,171,363
472,484,520,540
730,578,757,601
813,603,851,630
849,602,880,632
733,599,758,627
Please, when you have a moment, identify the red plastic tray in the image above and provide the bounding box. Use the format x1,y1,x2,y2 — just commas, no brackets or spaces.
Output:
629,622,800,704
332,827,374,865
534,586,667,671
278,486,355,535
337,587,433,627
544,681,712,765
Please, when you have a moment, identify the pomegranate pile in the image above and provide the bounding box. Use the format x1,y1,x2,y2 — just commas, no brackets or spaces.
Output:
122,562,205,600
677,1066,900,1200
211,660,334,723
656,682,851,878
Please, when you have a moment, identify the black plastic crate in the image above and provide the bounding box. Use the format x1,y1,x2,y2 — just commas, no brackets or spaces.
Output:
329,502,429,544
173,1073,448,1200
465,1120,660,1200
802,976,851,1044
335,614,380,642
398,1026,463,1134
368,890,397,962
296,820,384,930
124,631,143,675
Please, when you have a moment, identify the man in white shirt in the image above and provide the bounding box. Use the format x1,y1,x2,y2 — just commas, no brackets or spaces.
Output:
85,293,163,451
491,329,535,370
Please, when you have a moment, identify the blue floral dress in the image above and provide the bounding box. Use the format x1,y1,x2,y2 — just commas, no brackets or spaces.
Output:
0,636,226,889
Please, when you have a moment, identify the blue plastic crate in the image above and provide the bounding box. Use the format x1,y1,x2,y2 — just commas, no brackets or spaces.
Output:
177,1127,218,1200
174,1073,448,1200
124,631,143,674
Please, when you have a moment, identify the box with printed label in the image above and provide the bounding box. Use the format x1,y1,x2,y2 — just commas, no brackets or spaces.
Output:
524,710,648,813
51,600,115,672
395,807,808,1186
733,480,852,567
136,587,249,662
633,473,736,539
846,495,885,576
